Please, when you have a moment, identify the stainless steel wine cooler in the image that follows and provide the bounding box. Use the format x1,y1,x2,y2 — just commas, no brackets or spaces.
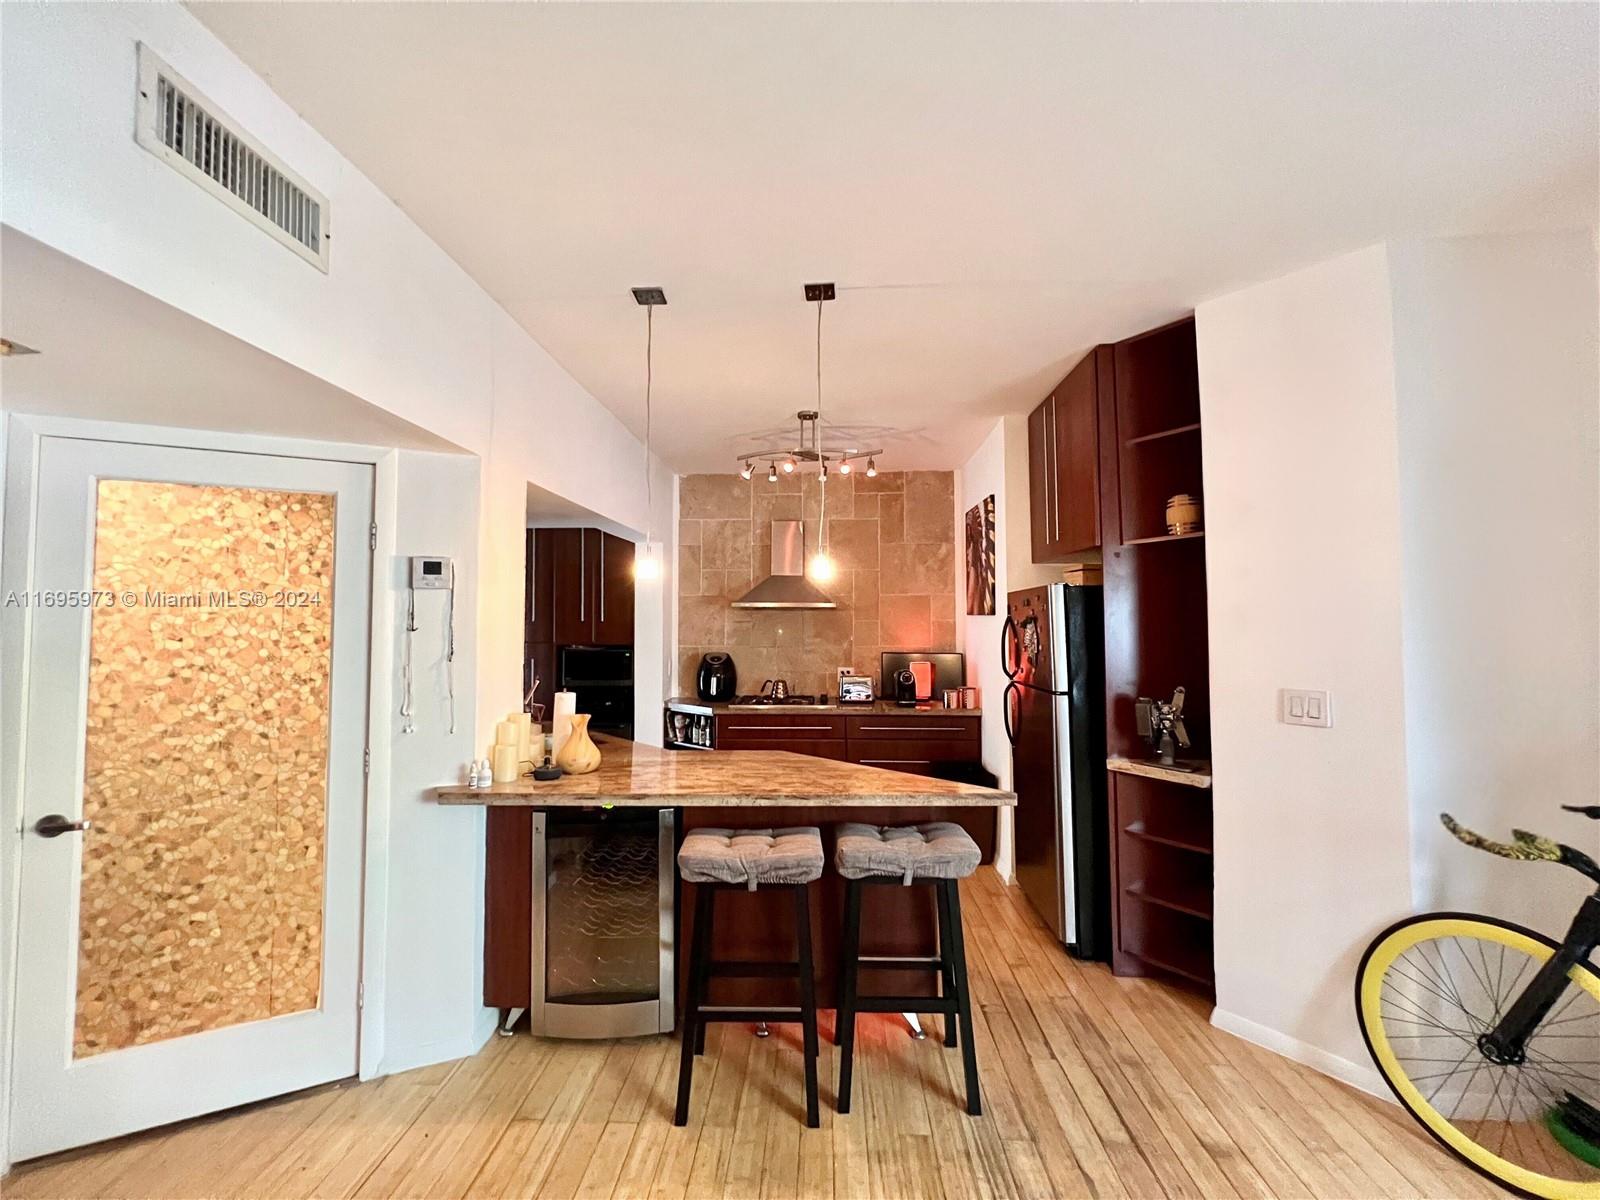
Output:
530,807,675,1038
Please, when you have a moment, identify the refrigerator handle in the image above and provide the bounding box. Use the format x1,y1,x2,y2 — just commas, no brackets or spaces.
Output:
1000,614,1020,680
1002,680,1018,746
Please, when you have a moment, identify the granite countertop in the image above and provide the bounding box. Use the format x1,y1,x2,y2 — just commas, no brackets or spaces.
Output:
1106,756,1213,790
436,735,1015,808
668,697,983,717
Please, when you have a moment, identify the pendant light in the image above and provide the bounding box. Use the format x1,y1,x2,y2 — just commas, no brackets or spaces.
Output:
806,282,837,584
631,287,666,580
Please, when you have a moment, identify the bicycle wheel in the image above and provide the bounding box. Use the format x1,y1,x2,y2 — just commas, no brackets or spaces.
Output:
1357,913,1600,1199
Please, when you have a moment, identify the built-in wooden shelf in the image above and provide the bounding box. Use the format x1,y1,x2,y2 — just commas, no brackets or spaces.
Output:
1138,946,1215,987
1123,821,1212,857
1107,756,1212,789
1122,530,1205,547
1125,881,1213,922
1124,422,1201,447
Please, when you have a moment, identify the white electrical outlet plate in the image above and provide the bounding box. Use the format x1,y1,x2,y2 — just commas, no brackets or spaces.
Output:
1280,688,1332,728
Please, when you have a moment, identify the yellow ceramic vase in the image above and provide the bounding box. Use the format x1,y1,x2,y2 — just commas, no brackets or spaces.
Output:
553,713,602,775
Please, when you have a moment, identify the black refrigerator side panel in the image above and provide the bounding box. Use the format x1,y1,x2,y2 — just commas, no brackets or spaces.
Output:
1010,679,1062,941
1065,585,1111,960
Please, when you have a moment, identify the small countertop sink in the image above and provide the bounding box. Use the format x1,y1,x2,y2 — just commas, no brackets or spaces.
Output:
437,735,1015,808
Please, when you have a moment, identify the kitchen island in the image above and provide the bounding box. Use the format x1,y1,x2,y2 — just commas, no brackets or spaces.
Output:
436,736,1014,1037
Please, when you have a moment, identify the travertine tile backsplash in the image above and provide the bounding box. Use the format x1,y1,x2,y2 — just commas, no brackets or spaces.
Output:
678,470,956,699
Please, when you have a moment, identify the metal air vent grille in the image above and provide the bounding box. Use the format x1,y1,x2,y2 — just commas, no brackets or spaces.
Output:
135,45,330,271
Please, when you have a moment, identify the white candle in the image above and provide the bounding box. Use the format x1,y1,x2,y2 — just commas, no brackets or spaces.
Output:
495,719,521,750
491,743,520,783
551,690,577,760
510,712,533,761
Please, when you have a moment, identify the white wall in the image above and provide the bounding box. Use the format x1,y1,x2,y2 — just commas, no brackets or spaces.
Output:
1390,231,1600,931
956,419,1014,876
1197,232,1600,1091
379,451,495,1070
0,1,676,753
0,0,678,1101
1197,245,1416,1086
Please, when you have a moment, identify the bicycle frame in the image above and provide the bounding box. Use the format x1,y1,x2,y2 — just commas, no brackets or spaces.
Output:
1480,889,1600,1064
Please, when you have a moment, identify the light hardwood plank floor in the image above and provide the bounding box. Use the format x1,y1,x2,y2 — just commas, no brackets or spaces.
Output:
8,870,1507,1199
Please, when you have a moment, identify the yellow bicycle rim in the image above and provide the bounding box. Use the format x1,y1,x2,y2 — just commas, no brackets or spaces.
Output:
1360,916,1600,1200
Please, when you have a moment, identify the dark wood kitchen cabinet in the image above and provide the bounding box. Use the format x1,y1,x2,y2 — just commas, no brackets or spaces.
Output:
714,713,848,760
1028,347,1108,560
534,527,634,649
592,531,634,645
714,711,982,774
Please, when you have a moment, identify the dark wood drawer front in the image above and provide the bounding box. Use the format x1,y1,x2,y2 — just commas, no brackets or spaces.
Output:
715,737,847,761
846,715,981,743
848,738,976,771
715,714,847,740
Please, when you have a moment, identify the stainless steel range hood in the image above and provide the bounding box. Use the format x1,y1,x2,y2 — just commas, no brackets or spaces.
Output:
731,520,837,609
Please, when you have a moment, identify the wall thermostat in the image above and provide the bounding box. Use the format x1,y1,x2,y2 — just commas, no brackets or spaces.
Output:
410,556,453,590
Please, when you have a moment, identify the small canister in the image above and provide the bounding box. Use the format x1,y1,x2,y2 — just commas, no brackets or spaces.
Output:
960,686,979,709
942,688,961,709
1165,493,1203,535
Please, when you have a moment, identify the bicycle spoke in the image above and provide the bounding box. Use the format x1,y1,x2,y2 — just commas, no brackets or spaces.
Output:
1390,962,1473,1014
1425,1042,1482,1104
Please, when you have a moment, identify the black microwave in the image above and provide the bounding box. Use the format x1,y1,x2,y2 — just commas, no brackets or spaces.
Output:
559,646,633,687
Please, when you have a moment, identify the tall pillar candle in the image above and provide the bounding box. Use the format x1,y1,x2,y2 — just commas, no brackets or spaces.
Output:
509,711,533,762
491,743,520,784
495,719,521,751
551,690,578,760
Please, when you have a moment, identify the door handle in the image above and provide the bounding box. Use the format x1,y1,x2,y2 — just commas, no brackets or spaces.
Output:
35,813,91,838
1000,615,1020,679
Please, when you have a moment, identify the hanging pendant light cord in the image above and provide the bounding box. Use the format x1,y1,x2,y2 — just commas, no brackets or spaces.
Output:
816,297,826,550
644,304,653,548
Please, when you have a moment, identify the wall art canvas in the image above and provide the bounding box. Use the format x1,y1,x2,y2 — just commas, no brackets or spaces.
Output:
965,494,996,616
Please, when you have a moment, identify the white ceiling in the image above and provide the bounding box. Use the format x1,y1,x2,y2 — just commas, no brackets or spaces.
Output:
193,2,1597,473
0,229,456,452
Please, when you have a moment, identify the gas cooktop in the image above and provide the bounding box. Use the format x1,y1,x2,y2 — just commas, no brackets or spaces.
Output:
730,694,824,706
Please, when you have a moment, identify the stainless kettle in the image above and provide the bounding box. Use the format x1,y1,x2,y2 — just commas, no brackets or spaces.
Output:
760,678,791,702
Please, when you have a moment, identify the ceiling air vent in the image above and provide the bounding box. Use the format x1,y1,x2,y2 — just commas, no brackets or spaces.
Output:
135,44,330,272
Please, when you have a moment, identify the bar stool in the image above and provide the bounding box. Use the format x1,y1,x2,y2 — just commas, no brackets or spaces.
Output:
674,826,824,1128
833,821,982,1115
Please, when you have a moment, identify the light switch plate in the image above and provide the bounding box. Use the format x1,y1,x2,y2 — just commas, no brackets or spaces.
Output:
1281,688,1332,728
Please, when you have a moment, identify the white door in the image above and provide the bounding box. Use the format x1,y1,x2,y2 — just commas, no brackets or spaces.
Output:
9,436,373,1161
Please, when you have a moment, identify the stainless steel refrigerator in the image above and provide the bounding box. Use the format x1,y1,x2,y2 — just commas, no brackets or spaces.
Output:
1002,584,1110,958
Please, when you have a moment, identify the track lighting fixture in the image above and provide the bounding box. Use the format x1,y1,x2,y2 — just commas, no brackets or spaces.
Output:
768,464,779,483
740,462,754,480
865,458,877,478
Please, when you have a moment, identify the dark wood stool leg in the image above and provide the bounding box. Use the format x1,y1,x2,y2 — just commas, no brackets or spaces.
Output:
944,880,982,1116
934,880,959,1049
793,884,820,1128
835,878,863,1114
694,884,716,1056
674,885,715,1126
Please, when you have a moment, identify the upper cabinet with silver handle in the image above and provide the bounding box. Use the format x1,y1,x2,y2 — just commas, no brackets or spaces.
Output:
1027,347,1107,563
535,527,634,648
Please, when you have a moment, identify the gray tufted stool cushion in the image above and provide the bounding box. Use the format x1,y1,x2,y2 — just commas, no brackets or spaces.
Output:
678,827,825,890
834,822,981,885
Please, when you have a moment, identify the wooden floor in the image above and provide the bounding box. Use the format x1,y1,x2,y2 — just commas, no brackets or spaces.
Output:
11,870,1507,1200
